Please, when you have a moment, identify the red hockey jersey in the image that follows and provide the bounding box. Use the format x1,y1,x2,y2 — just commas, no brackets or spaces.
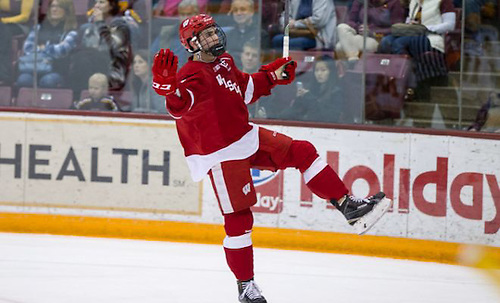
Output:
166,53,275,181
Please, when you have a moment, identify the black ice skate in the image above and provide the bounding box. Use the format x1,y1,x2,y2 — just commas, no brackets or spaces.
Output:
237,279,267,303
330,192,392,235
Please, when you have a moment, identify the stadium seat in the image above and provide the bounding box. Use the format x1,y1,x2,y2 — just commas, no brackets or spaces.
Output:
345,54,411,120
0,86,13,106
16,88,73,109
288,50,335,74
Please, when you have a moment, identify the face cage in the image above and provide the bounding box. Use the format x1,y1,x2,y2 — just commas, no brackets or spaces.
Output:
191,24,227,57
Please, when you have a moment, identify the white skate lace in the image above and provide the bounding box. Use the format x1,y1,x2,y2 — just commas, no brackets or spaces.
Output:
239,280,263,301
348,195,372,206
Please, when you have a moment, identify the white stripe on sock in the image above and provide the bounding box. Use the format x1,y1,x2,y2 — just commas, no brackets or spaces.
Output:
303,157,328,184
223,232,252,249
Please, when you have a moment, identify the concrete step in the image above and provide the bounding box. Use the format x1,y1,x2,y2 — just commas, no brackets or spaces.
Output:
448,71,500,88
403,102,479,121
429,86,493,106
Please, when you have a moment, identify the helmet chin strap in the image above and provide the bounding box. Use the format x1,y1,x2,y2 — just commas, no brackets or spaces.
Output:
193,39,222,62
195,51,216,63
208,44,225,57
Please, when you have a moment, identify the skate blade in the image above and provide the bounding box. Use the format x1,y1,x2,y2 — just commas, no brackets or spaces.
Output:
353,198,392,235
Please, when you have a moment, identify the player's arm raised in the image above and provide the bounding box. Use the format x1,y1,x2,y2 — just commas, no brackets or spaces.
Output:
233,56,297,105
260,57,296,86
152,49,195,119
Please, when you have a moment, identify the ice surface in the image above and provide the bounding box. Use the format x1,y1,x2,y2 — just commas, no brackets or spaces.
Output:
0,232,498,303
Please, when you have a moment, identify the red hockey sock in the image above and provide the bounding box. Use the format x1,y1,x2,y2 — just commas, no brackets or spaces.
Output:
224,245,254,281
223,209,254,281
306,164,348,200
284,140,348,200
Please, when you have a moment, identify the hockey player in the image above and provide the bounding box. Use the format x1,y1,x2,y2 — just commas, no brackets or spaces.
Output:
152,14,391,303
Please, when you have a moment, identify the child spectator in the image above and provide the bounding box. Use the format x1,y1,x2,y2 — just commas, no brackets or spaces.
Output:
15,0,78,88
130,49,166,113
74,73,118,111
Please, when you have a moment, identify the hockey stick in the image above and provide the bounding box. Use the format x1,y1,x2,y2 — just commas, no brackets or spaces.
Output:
281,0,291,79
282,0,290,58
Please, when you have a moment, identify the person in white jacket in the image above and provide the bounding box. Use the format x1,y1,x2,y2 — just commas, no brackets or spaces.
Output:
378,0,456,82
271,0,337,50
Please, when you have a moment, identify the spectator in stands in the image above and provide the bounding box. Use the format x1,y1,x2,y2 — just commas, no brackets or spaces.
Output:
15,0,77,88
271,0,338,50
336,0,405,63
224,0,270,67
72,0,138,97
284,55,345,122
378,0,456,83
151,0,199,66
87,0,146,46
468,91,500,133
119,0,147,23
239,41,267,118
88,0,146,24
130,49,166,113
240,40,260,73
0,0,35,85
74,73,118,111
153,0,208,16
266,55,345,122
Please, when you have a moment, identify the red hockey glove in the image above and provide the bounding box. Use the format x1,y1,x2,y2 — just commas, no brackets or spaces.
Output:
152,49,178,96
259,57,297,86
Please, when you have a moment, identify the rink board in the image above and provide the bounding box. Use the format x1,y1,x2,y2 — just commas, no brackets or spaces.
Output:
0,113,202,215
0,112,499,261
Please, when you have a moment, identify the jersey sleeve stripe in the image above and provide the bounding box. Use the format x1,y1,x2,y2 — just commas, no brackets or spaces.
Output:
186,88,195,111
169,88,195,120
244,76,255,105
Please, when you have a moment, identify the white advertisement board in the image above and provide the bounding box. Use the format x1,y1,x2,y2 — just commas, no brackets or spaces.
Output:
0,113,498,246
246,125,500,246
0,113,202,215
